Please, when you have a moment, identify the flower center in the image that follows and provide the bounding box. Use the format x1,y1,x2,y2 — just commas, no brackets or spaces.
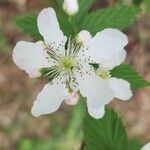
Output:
96,68,111,80
59,56,75,73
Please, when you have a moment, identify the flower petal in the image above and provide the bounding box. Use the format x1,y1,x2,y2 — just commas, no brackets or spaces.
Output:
108,77,132,100
37,7,67,46
12,41,51,78
31,83,68,117
100,49,126,70
88,105,105,119
76,30,92,44
86,28,128,69
141,143,150,150
78,75,114,119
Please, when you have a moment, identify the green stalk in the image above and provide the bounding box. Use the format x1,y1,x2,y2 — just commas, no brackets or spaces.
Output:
59,98,86,150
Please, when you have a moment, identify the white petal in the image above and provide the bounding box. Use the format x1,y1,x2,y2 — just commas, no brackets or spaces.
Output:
31,83,68,117
37,7,67,45
86,28,128,68
63,0,79,16
78,75,114,119
70,62,93,92
100,49,126,70
141,143,150,150
12,41,51,78
88,105,105,119
108,77,132,100
76,30,92,44
69,75,79,92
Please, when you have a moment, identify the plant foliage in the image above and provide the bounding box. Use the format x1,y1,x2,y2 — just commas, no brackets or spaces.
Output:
83,107,143,150
81,6,140,35
111,64,150,89
16,15,42,40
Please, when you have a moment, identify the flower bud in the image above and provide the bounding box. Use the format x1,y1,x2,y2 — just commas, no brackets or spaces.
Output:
65,92,79,105
63,0,79,16
28,70,41,78
76,30,92,44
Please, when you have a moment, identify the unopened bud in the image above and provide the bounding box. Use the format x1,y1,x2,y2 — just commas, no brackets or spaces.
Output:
63,0,79,16
76,30,92,44
65,92,79,105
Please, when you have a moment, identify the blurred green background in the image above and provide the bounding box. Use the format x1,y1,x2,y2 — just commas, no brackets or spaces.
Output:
0,0,150,149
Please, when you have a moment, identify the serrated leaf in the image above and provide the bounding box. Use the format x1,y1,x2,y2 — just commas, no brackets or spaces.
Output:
83,107,143,150
15,11,73,39
16,15,42,40
80,6,140,35
111,64,150,89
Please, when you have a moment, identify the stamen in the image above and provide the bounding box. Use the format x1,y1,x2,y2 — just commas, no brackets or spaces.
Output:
96,68,111,80
66,37,82,57
40,38,84,90
44,43,60,60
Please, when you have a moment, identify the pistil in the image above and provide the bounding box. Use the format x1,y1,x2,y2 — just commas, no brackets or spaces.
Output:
59,56,75,73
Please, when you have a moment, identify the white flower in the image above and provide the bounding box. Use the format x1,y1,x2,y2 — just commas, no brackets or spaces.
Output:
141,143,150,150
79,29,133,119
13,7,132,118
63,0,79,16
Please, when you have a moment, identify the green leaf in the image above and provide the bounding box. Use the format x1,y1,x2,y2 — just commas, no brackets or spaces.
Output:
74,0,94,26
17,139,59,150
17,139,33,150
83,107,143,150
132,0,143,5
111,64,150,89
80,6,140,35
56,11,75,37
128,139,143,150
144,0,150,13
15,11,73,39
56,0,63,6
54,0,75,36
16,15,42,40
